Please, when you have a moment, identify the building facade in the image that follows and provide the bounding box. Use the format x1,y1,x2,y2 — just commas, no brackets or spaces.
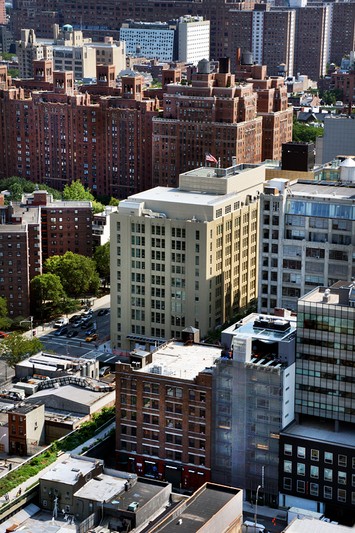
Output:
258,159,355,314
0,67,159,198
8,403,45,456
212,313,296,506
152,60,291,188
0,190,92,318
279,282,355,523
115,341,219,491
110,163,265,351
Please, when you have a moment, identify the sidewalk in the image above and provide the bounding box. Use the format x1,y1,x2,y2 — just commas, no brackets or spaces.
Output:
243,501,287,521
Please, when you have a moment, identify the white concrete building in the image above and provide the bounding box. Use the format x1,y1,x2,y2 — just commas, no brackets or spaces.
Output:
120,16,209,65
110,163,265,351
258,159,355,313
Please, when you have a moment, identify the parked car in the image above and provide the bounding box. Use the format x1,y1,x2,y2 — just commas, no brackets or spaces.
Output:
86,333,98,343
85,327,96,335
69,314,80,324
98,308,109,316
82,308,93,318
66,330,78,338
54,326,68,336
54,317,68,328
72,319,82,328
81,321,93,330
127,502,139,512
99,366,111,377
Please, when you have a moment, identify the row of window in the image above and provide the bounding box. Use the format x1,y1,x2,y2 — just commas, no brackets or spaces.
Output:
283,478,354,503
284,445,350,466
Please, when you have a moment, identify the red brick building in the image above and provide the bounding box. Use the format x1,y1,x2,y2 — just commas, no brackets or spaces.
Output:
8,404,45,456
115,342,219,492
0,67,159,199
152,60,292,187
0,190,93,318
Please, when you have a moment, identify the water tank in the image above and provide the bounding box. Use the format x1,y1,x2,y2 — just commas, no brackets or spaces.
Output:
198,58,210,74
340,158,355,183
241,51,253,65
63,24,73,32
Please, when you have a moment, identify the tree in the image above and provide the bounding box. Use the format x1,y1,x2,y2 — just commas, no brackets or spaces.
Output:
0,332,43,368
30,273,66,319
0,297,11,331
63,180,95,202
108,197,119,206
45,251,100,297
293,120,324,143
31,273,66,307
94,242,110,286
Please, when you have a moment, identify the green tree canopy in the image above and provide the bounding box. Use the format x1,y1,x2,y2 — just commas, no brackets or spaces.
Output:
30,273,66,319
94,242,110,286
293,120,324,143
0,297,11,331
63,180,95,202
0,332,43,368
0,176,62,201
44,251,100,297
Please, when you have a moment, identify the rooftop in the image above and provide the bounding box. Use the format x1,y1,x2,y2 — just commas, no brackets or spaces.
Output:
223,312,297,343
152,483,241,533
282,419,355,448
290,181,355,200
41,456,102,485
299,283,355,307
141,341,220,380
74,473,127,502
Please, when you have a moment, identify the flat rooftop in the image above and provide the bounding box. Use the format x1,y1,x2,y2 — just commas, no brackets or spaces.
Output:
285,518,351,533
74,473,126,502
223,312,297,343
282,419,355,448
27,384,114,407
106,479,169,512
41,456,102,485
290,181,355,200
153,484,241,533
141,342,220,380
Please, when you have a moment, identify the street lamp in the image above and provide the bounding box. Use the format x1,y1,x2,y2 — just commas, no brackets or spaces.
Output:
254,485,261,532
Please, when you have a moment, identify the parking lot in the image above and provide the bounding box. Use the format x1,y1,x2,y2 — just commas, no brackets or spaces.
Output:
40,306,111,359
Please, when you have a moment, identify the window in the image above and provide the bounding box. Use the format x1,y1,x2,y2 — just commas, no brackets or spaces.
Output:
284,444,292,456
338,471,347,485
324,486,332,499
338,455,347,467
325,452,333,464
297,480,305,493
310,465,319,478
283,478,292,490
324,468,333,482
310,483,319,496
297,447,306,459
297,463,305,476
284,461,292,473
311,449,319,461
338,489,346,503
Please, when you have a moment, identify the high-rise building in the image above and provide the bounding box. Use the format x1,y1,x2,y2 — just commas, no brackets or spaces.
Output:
0,67,159,198
227,3,354,81
152,60,292,188
16,25,126,80
258,158,355,314
110,163,265,351
213,312,296,506
0,190,93,318
279,282,355,522
0,0,6,26
120,16,210,65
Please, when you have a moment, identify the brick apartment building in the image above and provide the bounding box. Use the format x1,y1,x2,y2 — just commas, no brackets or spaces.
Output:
0,190,92,318
152,59,292,187
1,59,291,196
0,66,159,199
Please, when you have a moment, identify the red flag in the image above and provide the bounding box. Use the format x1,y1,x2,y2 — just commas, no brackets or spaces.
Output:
205,152,218,164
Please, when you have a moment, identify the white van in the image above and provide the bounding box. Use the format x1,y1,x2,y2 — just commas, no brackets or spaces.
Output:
242,520,266,533
54,317,68,328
